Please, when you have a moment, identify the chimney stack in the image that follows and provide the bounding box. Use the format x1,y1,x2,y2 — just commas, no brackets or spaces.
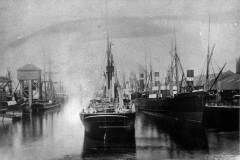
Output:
186,70,194,91
154,72,160,86
139,73,145,91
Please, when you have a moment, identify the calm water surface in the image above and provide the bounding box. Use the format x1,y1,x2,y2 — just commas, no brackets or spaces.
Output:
0,99,239,160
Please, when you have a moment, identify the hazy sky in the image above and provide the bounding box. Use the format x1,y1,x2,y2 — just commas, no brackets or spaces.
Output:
0,0,239,96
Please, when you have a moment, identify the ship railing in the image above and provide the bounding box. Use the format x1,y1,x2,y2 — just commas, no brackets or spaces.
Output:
206,99,240,107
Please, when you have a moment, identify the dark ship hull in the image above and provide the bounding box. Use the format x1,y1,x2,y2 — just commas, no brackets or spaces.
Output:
133,91,206,123
203,105,239,130
80,112,135,139
31,101,60,113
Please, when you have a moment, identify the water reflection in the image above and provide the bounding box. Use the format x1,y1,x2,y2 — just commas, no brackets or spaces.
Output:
21,108,61,143
82,130,136,159
141,113,208,151
0,123,12,148
0,102,239,160
135,113,239,159
0,101,84,160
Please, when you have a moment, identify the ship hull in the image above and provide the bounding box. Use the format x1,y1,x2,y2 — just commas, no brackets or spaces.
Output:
80,112,135,139
31,102,60,113
133,91,206,123
203,105,239,130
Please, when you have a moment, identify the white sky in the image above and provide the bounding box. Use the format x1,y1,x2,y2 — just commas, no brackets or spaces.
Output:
0,0,239,95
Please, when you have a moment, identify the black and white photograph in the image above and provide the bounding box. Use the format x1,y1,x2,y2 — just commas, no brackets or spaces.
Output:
0,0,239,159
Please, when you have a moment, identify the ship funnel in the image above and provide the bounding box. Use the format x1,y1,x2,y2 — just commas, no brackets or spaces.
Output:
186,70,194,91
186,70,194,81
154,72,160,86
139,73,145,91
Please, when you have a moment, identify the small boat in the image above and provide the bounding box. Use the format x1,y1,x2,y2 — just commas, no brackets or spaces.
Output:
80,37,136,139
31,100,60,112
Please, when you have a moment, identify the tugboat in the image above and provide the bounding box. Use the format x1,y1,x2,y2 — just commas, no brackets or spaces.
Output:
80,37,136,139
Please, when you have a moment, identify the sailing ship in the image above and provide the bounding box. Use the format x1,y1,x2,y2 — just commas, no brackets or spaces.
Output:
31,60,61,112
80,37,136,138
55,81,68,103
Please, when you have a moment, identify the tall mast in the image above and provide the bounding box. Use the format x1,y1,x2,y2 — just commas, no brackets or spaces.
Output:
105,0,114,99
7,69,12,95
174,31,179,93
205,16,211,91
169,40,174,96
149,53,153,90
48,58,54,100
43,63,47,100
106,37,113,89
42,52,48,100
145,53,147,90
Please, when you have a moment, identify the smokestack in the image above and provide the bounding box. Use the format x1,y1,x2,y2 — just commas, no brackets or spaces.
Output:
237,57,240,74
186,70,194,91
154,72,160,86
187,70,194,80
139,73,144,91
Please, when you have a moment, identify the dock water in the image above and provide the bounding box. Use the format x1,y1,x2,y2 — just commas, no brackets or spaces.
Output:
0,99,239,160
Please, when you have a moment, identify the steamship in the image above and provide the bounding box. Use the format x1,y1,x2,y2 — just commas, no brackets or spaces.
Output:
202,58,240,130
133,24,240,125
132,38,206,123
80,37,135,138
